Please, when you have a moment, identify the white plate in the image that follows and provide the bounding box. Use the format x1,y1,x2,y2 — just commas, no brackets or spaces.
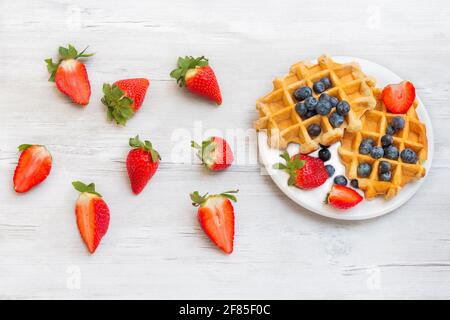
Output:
258,56,434,220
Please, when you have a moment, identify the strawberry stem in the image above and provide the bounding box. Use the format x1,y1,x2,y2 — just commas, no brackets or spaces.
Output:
129,135,161,161
170,56,209,87
190,190,239,207
72,181,102,197
45,44,94,82
102,83,134,126
273,151,305,185
18,144,33,152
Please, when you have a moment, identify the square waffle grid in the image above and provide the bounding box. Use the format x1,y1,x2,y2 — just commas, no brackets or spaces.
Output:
255,55,376,154
338,89,427,200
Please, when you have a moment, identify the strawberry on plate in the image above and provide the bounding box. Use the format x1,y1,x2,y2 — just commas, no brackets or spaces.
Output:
381,81,416,114
326,184,363,210
45,44,94,105
191,137,234,171
274,151,328,189
126,135,161,195
190,190,238,254
13,144,52,193
170,56,222,105
72,181,110,254
102,78,150,125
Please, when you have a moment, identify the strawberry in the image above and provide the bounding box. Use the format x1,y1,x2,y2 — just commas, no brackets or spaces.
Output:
72,181,110,254
170,56,222,105
190,190,238,254
126,135,161,195
326,184,363,210
45,44,94,105
274,152,328,189
381,81,416,114
101,78,150,125
191,137,234,171
13,144,52,193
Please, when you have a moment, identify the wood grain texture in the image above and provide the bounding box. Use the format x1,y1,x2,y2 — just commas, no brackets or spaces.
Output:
0,0,449,299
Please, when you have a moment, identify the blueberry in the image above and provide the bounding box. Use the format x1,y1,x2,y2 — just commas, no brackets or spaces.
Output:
325,164,335,177
320,77,332,89
304,97,318,111
305,110,318,119
357,162,372,178
307,123,321,137
334,175,348,186
336,100,350,116
350,179,359,189
329,112,344,128
293,86,312,101
329,96,339,108
295,102,307,117
379,171,392,182
319,93,330,102
318,148,331,162
315,100,332,115
361,138,375,147
386,125,396,136
400,148,418,164
313,81,326,94
370,146,384,159
378,160,392,174
384,145,399,160
359,143,372,155
391,116,405,130
381,134,394,148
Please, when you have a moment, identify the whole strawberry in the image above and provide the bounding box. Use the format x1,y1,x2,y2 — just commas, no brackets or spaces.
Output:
190,190,238,254
191,137,233,171
274,151,328,189
102,78,150,125
13,144,52,193
170,56,222,105
126,135,161,195
72,181,110,254
45,44,94,105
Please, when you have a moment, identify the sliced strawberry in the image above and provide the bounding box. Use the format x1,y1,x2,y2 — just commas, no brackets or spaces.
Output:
381,81,416,114
274,152,328,189
170,56,222,105
101,78,150,125
13,144,52,193
190,190,238,254
191,137,233,171
45,44,94,105
72,181,110,254
126,135,161,195
326,184,363,210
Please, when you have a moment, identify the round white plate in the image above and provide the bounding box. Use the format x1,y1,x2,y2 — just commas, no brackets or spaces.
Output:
258,56,434,220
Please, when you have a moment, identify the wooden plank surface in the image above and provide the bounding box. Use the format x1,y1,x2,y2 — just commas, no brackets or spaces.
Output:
0,0,449,299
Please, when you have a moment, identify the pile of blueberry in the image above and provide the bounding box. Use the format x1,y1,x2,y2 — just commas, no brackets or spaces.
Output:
356,116,419,182
293,77,350,138
317,144,359,189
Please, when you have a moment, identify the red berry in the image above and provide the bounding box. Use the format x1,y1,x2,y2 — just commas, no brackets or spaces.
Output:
381,81,416,114
327,184,363,210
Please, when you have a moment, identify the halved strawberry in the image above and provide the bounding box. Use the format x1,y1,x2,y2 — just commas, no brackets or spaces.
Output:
326,184,363,210
13,144,52,193
126,135,161,195
190,190,238,254
191,137,234,171
102,78,150,125
170,56,222,105
45,44,94,105
274,152,328,189
381,81,416,114
72,181,110,254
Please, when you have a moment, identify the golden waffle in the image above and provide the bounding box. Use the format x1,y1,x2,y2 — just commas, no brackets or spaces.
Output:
338,88,428,200
254,55,377,154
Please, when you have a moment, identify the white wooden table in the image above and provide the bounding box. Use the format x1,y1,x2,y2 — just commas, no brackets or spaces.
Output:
0,0,449,299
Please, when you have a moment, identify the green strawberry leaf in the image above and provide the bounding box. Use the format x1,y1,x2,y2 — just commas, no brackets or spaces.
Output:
18,144,33,152
46,44,93,82
169,56,209,87
101,83,135,126
72,181,102,197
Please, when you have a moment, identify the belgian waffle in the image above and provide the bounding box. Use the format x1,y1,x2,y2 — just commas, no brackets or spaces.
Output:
338,88,428,200
254,55,377,154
